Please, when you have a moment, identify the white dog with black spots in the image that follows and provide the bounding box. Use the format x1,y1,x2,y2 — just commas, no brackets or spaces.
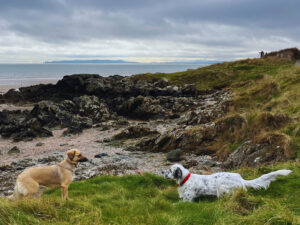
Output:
162,164,291,202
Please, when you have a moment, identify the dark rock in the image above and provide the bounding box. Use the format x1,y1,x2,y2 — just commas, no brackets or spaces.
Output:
8,146,20,155
36,142,44,146
73,95,110,122
114,126,159,140
203,159,216,167
30,100,93,136
94,153,108,158
38,156,60,163
182,159,198,168
60,143,68,146
167,149,182,162
103,138,112,143
0,111,10,124
2,89,24,103
125,146,139,151
115,118,130,126
11,158,35,169
120,95,165,119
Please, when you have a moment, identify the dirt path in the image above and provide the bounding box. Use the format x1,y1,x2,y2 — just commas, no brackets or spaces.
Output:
296,60,300,66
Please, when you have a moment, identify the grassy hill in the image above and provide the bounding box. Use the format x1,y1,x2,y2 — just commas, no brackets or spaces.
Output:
132,57,300,159
1,57,300,225
0,161,299,225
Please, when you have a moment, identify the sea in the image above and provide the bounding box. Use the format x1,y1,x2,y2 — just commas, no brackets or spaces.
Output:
0,63,207,86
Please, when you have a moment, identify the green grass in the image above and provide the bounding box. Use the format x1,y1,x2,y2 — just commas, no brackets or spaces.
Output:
1,161,300,225
132,58,294,91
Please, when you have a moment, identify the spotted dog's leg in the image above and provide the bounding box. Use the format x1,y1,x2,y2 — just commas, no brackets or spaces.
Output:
182,189,196,202
182,194,195,202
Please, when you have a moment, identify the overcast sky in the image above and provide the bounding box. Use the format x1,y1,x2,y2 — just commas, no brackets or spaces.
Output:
0,0,299,63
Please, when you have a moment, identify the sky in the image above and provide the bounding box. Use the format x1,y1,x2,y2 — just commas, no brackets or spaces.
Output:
0,0,299,63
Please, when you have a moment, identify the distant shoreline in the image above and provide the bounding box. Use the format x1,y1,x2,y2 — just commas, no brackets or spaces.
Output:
44,59,137,64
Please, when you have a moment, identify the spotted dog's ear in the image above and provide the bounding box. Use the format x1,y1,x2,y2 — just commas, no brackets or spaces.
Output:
174,167,182,179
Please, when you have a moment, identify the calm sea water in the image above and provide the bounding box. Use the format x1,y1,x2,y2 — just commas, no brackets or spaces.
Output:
0,63,206,86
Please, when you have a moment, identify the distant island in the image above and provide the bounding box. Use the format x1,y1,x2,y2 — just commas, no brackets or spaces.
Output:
156,60,222,64
44,59,222,64
44,59,137,64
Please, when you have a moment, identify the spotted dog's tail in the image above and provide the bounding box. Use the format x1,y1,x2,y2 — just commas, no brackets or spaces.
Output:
243,169,292,189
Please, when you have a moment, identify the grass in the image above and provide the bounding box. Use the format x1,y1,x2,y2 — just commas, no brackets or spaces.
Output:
132,57,300,159
0,161,299,225
131,58,294,91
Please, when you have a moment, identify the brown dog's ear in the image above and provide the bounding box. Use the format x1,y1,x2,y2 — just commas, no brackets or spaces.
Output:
67,150,76,161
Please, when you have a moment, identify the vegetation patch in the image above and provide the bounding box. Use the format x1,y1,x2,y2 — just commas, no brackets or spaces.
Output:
132,57,300,163
1,162,299,224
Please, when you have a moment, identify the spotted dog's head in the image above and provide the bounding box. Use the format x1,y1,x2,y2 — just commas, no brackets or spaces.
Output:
161,164,189,183
67,149,88,164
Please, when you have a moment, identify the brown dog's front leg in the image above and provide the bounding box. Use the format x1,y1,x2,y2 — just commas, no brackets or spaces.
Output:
61,185,69,201
65,187,69,200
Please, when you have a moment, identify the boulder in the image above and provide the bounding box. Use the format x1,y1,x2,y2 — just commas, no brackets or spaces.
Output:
36,142,44,146
8,146,20,155
94,153,108,158
120,95,165,119
73,95,110,122
2,89,23,103
223,135,288,169
114,126,159,140
167,149,182,162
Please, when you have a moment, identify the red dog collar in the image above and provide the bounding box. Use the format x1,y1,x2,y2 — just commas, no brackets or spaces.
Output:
180,173,191,186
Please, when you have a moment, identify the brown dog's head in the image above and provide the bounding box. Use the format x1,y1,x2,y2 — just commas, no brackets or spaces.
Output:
67,149,88,163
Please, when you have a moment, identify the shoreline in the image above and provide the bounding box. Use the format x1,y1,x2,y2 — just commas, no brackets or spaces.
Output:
0,80,57,94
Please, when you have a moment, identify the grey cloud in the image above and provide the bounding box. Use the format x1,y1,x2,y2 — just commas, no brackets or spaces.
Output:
0,0,299,62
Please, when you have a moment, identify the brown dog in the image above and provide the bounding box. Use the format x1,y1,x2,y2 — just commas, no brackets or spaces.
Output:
8,149,87,201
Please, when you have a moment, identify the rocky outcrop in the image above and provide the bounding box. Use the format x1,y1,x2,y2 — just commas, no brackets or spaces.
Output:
0,74,231,141
0,94,114,141
223,137,288,169
178,90,231,125
1,74,199,104
0,109,52,141
133,115,247,154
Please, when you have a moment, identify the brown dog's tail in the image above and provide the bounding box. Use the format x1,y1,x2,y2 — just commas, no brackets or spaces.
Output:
7,194,15,200
7,181,27,200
